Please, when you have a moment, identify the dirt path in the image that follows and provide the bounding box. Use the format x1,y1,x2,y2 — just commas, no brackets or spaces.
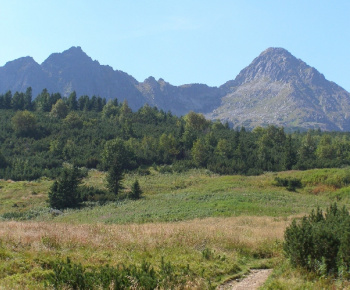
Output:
217,269,272,290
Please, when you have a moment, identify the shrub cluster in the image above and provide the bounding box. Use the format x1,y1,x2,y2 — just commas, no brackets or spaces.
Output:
275,177,302,191
44,257,194,289
284,204,350,277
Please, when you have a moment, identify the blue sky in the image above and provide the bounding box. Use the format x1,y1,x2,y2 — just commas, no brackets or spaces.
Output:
1,1,349,90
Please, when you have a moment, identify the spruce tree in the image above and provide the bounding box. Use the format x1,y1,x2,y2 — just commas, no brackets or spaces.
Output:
48,166,82,209
130,180,142,199
106,160,124,196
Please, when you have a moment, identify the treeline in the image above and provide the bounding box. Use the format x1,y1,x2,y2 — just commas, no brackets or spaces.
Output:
1,88,350,181
0,88,106,112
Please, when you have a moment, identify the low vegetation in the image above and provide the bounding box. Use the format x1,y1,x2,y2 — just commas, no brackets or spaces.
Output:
1,168,350,288
284,203,350,277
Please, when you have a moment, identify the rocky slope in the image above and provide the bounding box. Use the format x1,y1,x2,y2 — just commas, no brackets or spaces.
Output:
210,48,350,131
137,77,223,115
0,47,222,113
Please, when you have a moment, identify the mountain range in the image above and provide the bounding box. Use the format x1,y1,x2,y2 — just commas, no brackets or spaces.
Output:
1,46,350,131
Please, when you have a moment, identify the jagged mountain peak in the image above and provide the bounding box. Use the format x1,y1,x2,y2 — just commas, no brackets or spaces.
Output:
222,47,327,93
212,48,350,131
144,76,158,84
4,56,38,69
42,46,94,68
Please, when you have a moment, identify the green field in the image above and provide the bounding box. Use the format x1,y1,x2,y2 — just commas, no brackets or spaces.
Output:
1,167,350,288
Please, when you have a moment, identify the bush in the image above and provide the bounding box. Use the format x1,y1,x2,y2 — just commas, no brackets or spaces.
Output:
284,204,350,277
275,177,302,191
80,186,115,204
44,257,194,289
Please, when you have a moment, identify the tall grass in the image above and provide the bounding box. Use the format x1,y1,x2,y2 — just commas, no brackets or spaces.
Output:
0,216,288,288
1,168,350,287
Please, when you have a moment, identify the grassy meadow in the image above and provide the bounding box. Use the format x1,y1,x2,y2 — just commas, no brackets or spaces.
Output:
1,167,350,288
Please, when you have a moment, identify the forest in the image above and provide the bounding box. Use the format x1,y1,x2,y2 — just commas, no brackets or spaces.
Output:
1,87,350,182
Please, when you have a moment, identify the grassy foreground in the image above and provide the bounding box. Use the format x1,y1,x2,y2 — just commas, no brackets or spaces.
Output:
1,167,350,288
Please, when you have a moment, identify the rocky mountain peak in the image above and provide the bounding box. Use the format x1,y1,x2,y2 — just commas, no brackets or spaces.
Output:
234,47,303,85
212,48,350,131
4,56,38,70
144,76,158,85
41,46,95,71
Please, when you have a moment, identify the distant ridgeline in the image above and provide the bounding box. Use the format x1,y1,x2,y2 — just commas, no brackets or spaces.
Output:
1,88,350,181
2,46,350,131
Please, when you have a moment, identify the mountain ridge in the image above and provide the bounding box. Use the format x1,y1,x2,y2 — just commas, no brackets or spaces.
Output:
1,46,350,131
211,47,350,131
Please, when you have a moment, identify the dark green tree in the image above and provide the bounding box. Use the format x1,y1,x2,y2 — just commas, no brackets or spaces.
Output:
11,110,37,137
11,92,24,110
130,180,142,199
0,151,6,168
106,160,124,196
64,112,83,129
68,91,78,110
101,138,133,170
284,135,297,170
3,91,12,109
24,87,33,110
102,101,119,118
78,95,90,111
48,166,83,209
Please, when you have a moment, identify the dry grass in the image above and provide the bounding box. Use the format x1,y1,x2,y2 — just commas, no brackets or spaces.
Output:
0,216,290,255
0,216,293,288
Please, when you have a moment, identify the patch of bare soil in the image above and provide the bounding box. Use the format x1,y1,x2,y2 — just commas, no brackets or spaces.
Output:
217,269,272,290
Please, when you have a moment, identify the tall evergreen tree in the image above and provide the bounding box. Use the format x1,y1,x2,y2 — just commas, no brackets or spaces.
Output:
3,91,12,109
68,91,78,110
24,87,33,110
11,92,24,110
48,166,83,209
106,160,124,196
130,180,142,199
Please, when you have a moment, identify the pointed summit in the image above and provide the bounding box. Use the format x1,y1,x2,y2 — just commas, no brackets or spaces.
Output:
212,47,350,131
61,46,89,59
42,46,93,68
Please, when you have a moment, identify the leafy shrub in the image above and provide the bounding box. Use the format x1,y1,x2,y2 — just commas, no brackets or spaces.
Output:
80,186,115,204
134,167,151,176
1,208,50,221
172,160,195,173
201,248,215,260
275,177,302,191
158,165,173,174
284,204,350,277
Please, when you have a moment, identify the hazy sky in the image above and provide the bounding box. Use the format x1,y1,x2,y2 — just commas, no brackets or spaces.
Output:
1,1,349,90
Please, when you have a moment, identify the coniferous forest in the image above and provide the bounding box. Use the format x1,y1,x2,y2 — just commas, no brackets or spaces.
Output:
1,87,350,182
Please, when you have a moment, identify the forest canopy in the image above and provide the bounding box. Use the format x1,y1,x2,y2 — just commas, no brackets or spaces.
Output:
1,88,350,181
